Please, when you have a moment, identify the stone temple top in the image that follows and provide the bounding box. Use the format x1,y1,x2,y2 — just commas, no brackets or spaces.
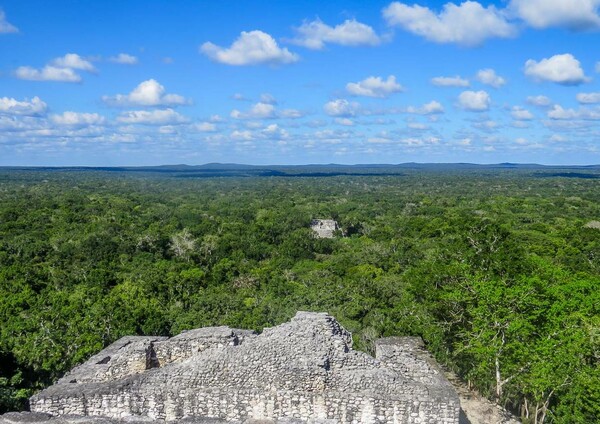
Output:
23,312,459,423
310,220,340,239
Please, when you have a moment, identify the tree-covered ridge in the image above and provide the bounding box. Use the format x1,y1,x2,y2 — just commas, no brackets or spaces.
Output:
0,169,598,423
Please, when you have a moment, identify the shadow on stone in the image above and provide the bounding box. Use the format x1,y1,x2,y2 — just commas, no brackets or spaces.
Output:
459,408,472,424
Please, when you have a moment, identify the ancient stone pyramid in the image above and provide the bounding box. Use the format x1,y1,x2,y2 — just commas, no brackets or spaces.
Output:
21,312,459,423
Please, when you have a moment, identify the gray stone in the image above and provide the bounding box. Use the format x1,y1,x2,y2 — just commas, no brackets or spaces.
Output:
21,312,459,423
310,220,340,239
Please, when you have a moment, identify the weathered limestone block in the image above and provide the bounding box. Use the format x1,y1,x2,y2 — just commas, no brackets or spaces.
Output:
28,312,460,423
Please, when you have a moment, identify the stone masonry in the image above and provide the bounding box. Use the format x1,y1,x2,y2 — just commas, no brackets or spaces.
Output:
310,220,340,239
23,312,460,423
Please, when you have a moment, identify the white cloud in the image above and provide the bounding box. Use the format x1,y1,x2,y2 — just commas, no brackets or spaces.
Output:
200,30,299,66
576,92,600,104
279,109,304,119
511,106,534,120
515,137,530,145
547,105,579,120
117,109,188,125
230,130,254,141
109,53,138,65
232,93,250,102
346,75,403,98
524,54,588,85
261,124,289,140
547,104,600,120
335,118,355,126
231,102,276,119
50,53,96,72
473,120,499,131
408,122,429,130
509,0,600,30
0,96,47,116
14,53,97,83
103,79,188,107
290,19,380,49
476,68,506,88
230,103,304,120
382,1,516,46
406,100,445,114
51,111,105,126
15,66,82,82
526,95,552,107
398,136,441,146
191,122,217,132
260,93,277,104
324,99,361,117
0,9,18,33
431,76,470,87
458,90,491,111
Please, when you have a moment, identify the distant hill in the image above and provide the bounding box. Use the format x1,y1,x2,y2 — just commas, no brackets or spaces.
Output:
1,163,599,179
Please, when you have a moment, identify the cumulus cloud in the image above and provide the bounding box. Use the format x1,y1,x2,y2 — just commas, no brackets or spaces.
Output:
473,119,499,131
476,68,506,88
526,95,552,107
191,122,217,132
509,0,600,30
230,102,303,120
15,53,97,83
458,90,491,111
109,53,138,65
431,76,470,87
50,53,96,72
232,93,250,102
231,102,276,119
15,66,82,82
406,101,445,114
547,104,600,120
290,19,380,49
511,106,534,120
261,124,289,140
103,79,188,107
0,9,18,33
576,92,600,104
279,108,304,119
117,109,188,125
524,54,588,85
51,111,105,126
324,99,361,117
335,118,354,126
408,122,429,130
346,75,403,98
200,30,299,66
0,96,47,116
260,93,277,104
382,1,516,46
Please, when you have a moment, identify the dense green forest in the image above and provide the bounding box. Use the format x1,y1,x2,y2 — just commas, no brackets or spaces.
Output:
0,167,599,423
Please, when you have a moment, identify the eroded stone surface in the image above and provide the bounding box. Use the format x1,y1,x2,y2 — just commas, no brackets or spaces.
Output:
23,312,459,423
310,220,340,239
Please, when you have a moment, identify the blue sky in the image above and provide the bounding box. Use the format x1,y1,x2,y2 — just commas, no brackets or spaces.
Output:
1,0,600,166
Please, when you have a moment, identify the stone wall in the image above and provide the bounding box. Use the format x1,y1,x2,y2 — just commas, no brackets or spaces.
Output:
29,312,460,423
310,220,340,238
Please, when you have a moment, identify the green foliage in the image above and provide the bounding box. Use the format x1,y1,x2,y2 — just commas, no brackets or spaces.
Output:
0,169,598,422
